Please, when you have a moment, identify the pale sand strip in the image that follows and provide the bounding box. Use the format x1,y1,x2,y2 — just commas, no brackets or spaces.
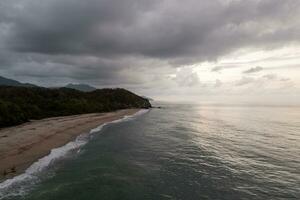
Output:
0,109,140,181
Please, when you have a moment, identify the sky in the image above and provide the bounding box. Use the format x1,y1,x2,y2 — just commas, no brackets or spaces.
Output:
0,0,300,104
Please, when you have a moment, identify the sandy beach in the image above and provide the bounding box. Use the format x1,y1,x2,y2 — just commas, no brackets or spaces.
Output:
0,109,140,181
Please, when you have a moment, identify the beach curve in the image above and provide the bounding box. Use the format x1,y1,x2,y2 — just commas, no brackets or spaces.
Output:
0,109,147,184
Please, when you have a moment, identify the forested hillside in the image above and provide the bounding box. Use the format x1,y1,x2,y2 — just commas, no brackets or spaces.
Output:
0,86,151,128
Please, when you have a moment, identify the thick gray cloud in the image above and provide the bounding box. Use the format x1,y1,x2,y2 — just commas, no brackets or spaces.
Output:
243,66,263,74
235,73,292,88
211,66,224,72
263,74,278,80
211,65,239,72
3,0,300,56
0,0,300,91
236,76,255,86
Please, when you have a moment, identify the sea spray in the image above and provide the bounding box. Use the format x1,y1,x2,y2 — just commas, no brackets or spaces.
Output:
0,109,149,199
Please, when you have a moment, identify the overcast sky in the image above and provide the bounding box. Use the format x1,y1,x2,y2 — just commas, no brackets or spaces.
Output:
0,0,300,104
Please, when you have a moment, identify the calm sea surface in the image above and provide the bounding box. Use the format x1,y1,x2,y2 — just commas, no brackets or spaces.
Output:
1,103,300,200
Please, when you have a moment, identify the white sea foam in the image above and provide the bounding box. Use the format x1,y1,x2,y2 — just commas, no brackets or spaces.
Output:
0,109,149,199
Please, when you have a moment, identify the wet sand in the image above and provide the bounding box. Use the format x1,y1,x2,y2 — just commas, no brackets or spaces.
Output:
0,109,140,181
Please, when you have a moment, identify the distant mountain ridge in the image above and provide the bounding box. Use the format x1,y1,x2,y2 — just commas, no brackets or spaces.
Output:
65,83,97,92
0,76,37,87
0,76,99,92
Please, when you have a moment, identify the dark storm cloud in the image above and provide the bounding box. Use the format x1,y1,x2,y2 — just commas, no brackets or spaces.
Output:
0,0,300,86
4,0,300,57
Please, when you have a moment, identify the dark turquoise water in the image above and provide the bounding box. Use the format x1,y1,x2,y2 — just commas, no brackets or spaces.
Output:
1,104,300,199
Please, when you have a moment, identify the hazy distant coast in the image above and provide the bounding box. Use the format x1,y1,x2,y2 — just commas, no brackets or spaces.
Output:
0,109,140,181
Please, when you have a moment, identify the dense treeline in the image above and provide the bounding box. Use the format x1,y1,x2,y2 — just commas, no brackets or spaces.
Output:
0,86,151,128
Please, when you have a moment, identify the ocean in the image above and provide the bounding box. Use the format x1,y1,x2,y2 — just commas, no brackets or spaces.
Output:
0,103,299,200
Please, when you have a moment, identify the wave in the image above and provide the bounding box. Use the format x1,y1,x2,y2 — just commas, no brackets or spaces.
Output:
0,109,149,199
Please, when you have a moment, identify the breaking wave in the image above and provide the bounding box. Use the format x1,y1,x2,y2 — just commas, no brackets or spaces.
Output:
0,109,149,199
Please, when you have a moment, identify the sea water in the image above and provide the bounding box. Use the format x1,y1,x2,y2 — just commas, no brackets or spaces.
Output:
0,104,299,200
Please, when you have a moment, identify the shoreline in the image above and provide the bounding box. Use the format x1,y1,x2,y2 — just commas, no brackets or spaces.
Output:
0,109,141,182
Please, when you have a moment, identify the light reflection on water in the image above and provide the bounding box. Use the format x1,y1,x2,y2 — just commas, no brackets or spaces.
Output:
2,103,300,200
